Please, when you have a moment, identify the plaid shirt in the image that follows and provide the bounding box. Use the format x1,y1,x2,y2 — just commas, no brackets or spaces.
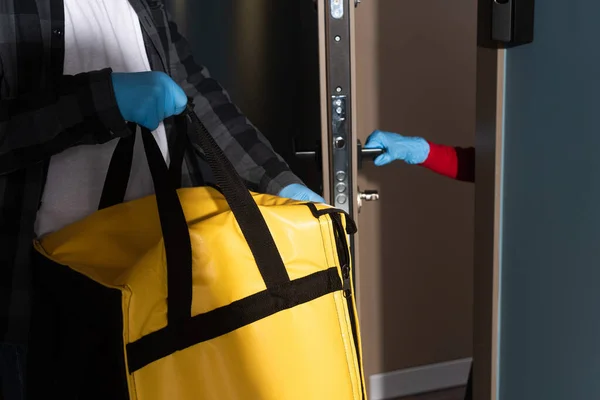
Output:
0,0,303,345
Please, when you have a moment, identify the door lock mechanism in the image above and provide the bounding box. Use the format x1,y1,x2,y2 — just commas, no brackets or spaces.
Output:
357,188,379,213
293,139,383,170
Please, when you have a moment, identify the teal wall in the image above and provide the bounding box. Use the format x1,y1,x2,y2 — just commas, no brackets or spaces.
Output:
500,1,600,399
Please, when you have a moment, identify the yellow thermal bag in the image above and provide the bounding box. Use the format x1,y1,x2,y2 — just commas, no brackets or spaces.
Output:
27,105,366,400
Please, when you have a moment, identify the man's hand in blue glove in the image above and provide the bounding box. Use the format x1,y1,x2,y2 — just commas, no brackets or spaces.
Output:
111,71,188,131
278,184,325,203
364,130,430,166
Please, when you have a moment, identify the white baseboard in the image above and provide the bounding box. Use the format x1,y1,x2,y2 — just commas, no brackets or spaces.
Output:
369,357,472,400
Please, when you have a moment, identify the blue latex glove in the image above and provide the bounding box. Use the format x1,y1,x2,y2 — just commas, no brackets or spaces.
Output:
111,71,188,131
278,184,325,203
364,130,430,166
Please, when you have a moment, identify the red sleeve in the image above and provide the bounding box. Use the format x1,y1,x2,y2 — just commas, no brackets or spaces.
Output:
421,142,475,183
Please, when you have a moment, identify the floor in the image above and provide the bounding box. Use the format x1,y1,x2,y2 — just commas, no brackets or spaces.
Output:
396,386,466,400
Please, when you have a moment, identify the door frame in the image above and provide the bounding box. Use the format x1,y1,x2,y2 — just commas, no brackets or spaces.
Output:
473,0,506,398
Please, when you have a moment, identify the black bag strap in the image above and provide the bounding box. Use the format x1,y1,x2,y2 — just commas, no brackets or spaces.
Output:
181,104,290,288
98,123,137,210
168,115,188,189
99,121,189,210
140,129,193,324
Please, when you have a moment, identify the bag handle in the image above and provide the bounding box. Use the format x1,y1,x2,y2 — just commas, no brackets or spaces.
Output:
99,121,189,210
180,104,291,288
143,104,293,323
98,123,137,210
140,129,193,325
99,122,194,324
101,103,292,324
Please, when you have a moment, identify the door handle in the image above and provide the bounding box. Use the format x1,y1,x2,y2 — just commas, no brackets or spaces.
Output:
293,139,383,169
356,140,383,169
357,188,379,213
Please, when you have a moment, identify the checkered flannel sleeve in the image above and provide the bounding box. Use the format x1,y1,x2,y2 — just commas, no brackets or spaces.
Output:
0,68,130,174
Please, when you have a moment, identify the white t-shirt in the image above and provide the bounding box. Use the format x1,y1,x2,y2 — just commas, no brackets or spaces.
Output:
35,0,170,237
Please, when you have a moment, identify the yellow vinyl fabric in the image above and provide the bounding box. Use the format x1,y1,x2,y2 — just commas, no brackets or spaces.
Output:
31,107,367,400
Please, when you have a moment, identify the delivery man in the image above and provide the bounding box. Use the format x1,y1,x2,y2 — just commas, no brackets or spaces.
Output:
0,1,323,398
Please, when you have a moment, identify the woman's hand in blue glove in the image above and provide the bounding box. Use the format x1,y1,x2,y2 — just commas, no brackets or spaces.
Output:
278,184,325,203
364,130,430,166
111,71,188,131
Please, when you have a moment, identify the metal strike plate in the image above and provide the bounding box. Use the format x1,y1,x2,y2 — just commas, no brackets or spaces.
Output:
331,95,350,212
